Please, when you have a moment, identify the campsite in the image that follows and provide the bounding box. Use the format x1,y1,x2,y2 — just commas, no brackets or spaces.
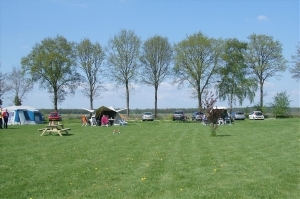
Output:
0,117,299,198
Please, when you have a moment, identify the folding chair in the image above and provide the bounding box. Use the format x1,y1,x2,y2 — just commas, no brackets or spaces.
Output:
119,114,128,126
82,115,88,126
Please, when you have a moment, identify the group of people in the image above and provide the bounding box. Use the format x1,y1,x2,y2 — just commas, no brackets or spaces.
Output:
0,108,9,129
81,114,114,126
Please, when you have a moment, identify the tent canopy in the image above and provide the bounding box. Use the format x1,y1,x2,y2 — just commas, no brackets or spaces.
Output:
82,106,126,124
3,105,44,125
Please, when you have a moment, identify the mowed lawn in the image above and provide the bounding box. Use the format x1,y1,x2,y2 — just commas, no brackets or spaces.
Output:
0,118,299,199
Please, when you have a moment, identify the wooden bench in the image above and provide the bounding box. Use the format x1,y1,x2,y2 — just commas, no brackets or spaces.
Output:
40,126,71,136
59,128,71,133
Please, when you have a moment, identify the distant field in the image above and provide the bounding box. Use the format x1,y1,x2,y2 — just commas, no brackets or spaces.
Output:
1,118,299,198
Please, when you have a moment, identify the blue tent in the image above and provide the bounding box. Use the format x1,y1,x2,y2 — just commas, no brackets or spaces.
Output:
3,106,44,125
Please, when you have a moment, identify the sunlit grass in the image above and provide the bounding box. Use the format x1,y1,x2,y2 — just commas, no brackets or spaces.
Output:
0,118,299,198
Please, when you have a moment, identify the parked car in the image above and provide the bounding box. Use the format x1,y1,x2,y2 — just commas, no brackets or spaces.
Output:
142,112,154,121
173,110,185,121
48,112,62,121
231,111,245,120
192,112,204,121
249,111,264,120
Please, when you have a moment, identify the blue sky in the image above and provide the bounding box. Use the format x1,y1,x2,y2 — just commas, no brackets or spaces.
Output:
0,0,299,110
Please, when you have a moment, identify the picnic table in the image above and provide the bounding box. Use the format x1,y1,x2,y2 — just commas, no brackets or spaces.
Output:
39,123,71,136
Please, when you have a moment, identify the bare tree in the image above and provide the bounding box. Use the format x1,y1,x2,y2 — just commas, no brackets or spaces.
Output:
0,64,13,106
7,67,34,105
76,38,106,110
290,42,300,81
106,29,141,116
140,35,173,117
245,34,287,109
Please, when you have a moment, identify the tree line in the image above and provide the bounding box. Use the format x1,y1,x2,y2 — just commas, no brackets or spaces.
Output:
0,30,299,116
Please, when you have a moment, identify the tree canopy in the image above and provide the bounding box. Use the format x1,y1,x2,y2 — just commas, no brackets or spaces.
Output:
106,29,141,116
76,38,106,110
173,32,222,110
140,35,173,117
217,38,257,113
245,34,287,108
8,67,34,106
290,42,300,81
21,35,82,111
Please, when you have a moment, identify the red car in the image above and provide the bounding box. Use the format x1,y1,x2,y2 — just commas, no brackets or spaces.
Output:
48,112,62,121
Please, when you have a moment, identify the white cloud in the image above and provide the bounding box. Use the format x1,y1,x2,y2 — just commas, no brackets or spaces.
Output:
257,15,269,21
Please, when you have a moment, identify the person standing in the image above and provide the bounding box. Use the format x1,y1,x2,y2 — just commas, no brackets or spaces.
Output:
2,109,9,129
0,108,3,129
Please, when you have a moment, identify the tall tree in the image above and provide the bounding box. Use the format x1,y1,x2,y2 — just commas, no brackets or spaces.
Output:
217,38,257,114
290,42,300,81
106,29,141,116
245,34,287,108
173,32,222,110
7,67,34,106
140,35,173,117
21,35,82,111
76,38,106,110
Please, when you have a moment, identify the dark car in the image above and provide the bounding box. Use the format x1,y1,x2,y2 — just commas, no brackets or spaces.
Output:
48,112,62,121
173,110,185,121
192,112,204,121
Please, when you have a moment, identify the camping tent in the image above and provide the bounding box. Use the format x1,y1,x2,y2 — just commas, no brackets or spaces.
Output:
95,106,125,125
3,106,44,125
82,106,126,126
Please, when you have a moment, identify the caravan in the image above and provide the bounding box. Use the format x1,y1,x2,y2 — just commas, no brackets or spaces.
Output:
3,106,44,125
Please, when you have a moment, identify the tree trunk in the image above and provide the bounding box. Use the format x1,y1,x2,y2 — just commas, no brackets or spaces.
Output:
154,85,158,117
54,94,58,111
197,85,202,111
260,82,264,109
126,81,130,117
90,97,93,110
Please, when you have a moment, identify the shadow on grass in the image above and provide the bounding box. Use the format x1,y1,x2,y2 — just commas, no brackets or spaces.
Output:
216,134,233,137
42,133,74,136
1,127,21,129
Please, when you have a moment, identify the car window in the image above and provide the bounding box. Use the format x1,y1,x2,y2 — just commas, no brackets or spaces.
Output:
175,111,183,114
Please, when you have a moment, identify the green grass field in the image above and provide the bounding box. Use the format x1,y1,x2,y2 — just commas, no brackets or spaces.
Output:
1,118,299,199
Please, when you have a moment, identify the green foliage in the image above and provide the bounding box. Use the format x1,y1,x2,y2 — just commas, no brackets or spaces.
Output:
218,38,257,111
14,95,22,106
290,42,300,81
173,31,221,109
1,119,299,198
245,34,288,108
272,91,291,117
21,35,82,110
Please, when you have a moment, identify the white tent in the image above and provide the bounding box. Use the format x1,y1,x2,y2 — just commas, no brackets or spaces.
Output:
82,106,126,126
3,105,44,125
